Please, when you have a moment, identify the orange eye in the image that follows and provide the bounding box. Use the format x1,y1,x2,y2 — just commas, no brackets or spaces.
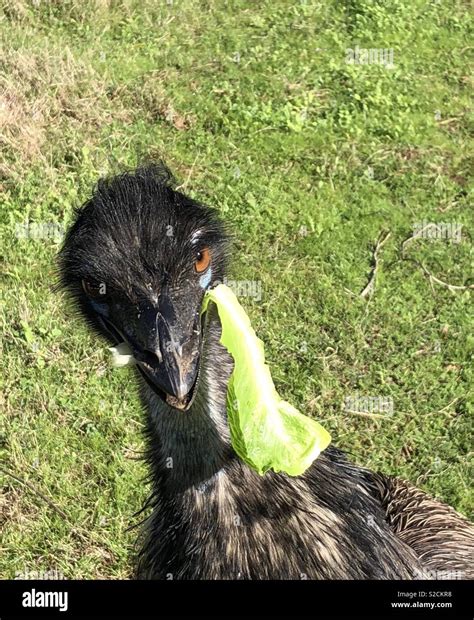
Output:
194,247,211,273
82,279,107,298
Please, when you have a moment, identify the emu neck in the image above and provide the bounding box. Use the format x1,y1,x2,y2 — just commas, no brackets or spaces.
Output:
141,308,235,493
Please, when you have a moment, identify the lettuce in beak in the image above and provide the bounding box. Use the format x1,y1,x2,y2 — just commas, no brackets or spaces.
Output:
201,284,331,476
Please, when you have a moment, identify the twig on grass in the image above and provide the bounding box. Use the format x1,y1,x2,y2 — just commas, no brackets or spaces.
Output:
0,464,91,545
344,409,388,420
175,155,199,191
0,465,69,520
360,230,392,299
401,228,474,292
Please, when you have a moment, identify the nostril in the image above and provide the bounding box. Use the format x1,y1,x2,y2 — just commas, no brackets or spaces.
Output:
140,347,163,366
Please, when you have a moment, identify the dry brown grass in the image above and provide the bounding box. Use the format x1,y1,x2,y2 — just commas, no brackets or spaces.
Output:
0,1,195,184
0,43,130,182
2,0,117,23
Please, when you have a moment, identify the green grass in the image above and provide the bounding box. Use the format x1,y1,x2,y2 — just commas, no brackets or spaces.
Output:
1,0,472,579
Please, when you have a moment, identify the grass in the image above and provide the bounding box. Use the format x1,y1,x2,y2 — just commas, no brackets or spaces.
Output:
0,0,472,579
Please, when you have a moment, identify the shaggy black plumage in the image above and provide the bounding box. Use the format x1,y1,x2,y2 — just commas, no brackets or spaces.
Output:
58,163,474,579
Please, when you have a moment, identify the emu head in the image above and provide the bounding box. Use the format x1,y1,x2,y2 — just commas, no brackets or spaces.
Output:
58,164,229,410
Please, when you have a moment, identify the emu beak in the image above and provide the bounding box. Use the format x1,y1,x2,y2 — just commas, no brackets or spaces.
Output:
129,289,202,410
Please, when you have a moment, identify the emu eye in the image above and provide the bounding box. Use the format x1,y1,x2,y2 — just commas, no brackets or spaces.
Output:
194,247,211,273
82,279,107,299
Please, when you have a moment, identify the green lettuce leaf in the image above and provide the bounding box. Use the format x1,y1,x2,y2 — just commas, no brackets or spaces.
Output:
201,284,331,476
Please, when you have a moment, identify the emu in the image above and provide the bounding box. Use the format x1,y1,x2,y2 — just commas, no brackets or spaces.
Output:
58,164,473,579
